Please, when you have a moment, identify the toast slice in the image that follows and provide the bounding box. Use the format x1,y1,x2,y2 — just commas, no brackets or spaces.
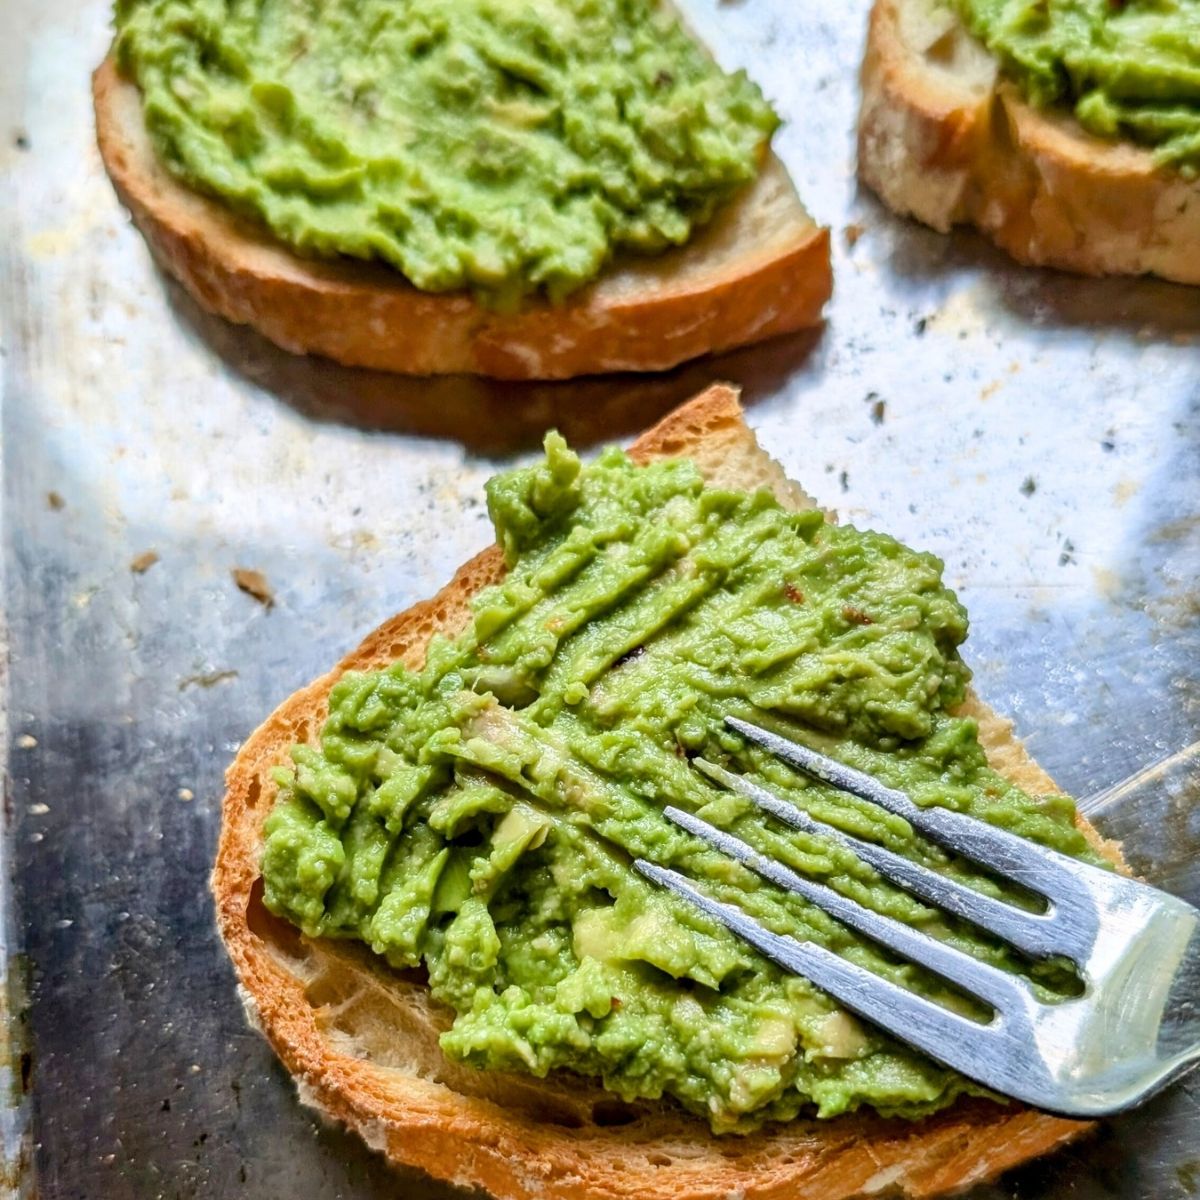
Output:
92,58,831,381
214,384,1121,1200
858,0,1200,286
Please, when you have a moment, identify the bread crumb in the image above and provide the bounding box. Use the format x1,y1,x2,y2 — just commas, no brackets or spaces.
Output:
130,550,159,574
178,788,194,802
16,734,37,749
47,491,65,511
843,222,865,248
233,568,274,608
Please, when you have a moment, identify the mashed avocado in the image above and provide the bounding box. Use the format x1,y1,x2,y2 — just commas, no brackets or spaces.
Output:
112,0,778,306
261,438,1100,1130
952,0,1200,176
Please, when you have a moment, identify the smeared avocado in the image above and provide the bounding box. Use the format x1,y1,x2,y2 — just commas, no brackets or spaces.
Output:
262,436,1100,1130
113,0,779,306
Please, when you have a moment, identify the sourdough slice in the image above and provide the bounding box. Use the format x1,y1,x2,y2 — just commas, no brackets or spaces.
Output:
858,0,1200,286
92,58,831,381
215,384,1123,1198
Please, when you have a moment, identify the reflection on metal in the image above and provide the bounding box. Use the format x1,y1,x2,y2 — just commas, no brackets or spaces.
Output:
1086,741,1200,819
1,0,1198,1196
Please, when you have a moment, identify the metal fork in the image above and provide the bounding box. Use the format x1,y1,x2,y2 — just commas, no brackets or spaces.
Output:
634,716,1200,1117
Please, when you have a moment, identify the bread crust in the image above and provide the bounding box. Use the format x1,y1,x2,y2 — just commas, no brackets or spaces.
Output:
214,384,1121,1199
858,0,1200,285
93,58,832,380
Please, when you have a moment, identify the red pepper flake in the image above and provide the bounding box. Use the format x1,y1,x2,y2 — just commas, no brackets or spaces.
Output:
842,605,873,625
783,583,805,604
610,996,623,1010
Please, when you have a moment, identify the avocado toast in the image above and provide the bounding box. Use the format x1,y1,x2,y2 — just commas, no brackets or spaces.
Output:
214,387,1124,1199
858,0,1200,285
94,0,831,378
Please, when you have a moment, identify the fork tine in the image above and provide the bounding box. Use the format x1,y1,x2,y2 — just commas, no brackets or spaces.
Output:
725,716,1098,922
633,858,1027,1088
661,805,1032,1013
695,758,1067,960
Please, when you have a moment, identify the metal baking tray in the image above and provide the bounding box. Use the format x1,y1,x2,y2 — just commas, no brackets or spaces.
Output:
2,0,1198,1195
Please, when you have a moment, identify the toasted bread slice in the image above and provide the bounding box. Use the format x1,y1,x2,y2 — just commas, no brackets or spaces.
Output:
858,0,1200,286
92,58,831,381
214,384,1121,1200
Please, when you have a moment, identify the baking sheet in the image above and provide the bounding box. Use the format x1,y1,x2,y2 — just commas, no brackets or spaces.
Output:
2,0,1198,1195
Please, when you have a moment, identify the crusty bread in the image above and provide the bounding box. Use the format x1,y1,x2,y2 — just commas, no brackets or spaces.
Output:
214,384,1126,1199
92,58,831,380
858,0,1200,286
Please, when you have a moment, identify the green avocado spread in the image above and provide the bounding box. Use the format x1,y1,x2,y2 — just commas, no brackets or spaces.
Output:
261,438,1100,1130
951,0,1200,175
113,0,778,306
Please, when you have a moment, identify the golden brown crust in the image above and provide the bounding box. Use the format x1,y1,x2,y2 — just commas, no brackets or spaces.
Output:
214,385,1113,1200
93,58,832,380
857,0,1200,285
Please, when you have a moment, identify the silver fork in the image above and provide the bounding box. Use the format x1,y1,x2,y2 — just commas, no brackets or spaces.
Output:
634,716,1200,1117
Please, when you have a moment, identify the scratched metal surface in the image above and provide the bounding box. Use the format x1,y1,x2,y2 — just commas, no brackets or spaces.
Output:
2,0,1199,1195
